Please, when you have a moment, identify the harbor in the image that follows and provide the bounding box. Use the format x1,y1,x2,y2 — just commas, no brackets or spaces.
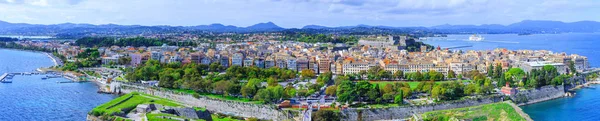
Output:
1,70,85,83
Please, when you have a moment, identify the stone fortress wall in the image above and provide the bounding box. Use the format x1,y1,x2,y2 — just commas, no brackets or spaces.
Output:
340,96,504,121
116,84,294,121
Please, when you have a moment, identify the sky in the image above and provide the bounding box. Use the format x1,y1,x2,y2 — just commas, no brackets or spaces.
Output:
0,0,599,28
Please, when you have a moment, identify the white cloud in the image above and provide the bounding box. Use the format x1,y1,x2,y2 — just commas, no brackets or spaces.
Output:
0,0,598,28
27,0,48,6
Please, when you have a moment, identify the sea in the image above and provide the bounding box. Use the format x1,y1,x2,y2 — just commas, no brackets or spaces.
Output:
0,49,116,121
424,33,600,121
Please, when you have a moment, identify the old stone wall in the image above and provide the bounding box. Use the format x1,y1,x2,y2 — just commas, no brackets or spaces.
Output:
510,85,565,106
340,96,504,121
117,84,293,121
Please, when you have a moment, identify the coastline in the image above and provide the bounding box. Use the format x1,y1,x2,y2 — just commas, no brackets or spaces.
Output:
44,52,63,67
568,80,600,91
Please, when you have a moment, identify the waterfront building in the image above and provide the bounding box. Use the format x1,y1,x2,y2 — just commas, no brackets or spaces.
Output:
317,55,331,74
190,53,201,64
519,61,567,74
101,55,121,65
201,56,212,65
151,51,162,61
220,56,229,68
342,59,377,75
169,55,181,63
276,58,287,69
130,53,142,66
255,58,265,68
297,57,309,72
243,57,254,67
287,58,297,71
231,53,244,66
265,57,275,68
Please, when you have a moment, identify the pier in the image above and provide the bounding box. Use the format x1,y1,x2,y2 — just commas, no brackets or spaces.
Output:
443,45,473,49
0,73,10,82
1,71,68,83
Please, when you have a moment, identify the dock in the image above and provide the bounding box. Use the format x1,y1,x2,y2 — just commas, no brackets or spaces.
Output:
1,72,47,83
0,73,8,82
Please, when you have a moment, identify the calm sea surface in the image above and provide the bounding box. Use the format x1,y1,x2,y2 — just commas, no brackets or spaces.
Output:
0,49,116,121
425,33,600,121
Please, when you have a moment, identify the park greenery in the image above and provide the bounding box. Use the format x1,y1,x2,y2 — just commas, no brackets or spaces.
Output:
421,102,526,121
119,56,571,106
90,92,182,118
61,48,101,71
125,60,299,103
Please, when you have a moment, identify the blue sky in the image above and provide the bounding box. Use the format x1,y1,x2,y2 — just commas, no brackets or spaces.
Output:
0,0,599,28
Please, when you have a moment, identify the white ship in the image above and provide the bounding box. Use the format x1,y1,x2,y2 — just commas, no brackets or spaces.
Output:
469,34,484,41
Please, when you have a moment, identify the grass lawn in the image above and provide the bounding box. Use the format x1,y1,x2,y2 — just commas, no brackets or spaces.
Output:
211,114,242,121
115,76,127,82
113,116,133,121
370,80,471,90
91,92,182,116
147,113,207,121
172,89,264,104
420,102,526,121
366,103,401,108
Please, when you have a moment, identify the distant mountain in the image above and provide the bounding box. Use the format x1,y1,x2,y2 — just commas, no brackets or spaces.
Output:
0,20,599,37
193,23,240,31
431,20,600,33
302,25,329,29
246,22,283,30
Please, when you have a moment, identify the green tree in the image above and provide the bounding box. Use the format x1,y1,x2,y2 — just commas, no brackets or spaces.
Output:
118,57,131,65
494,64,503,78
334,75,349,85
355,81,372,102
367,84,381,101
394,70,404,80
394,93,403,104
336,80,355,104
312,110,340,121
487,64,494,77
325,85,337,96
301,69,316,80
447,70,456,79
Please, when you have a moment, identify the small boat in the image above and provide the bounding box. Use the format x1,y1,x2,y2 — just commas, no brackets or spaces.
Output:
42,77,48,80
469,34,484,41
1,80,12,83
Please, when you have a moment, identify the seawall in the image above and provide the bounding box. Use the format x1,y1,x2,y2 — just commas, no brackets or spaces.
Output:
510,85,565,106
86,114,103,121
115,83,293,121
340,95,504,121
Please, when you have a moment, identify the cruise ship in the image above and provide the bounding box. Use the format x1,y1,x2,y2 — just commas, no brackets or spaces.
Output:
469,34,484,41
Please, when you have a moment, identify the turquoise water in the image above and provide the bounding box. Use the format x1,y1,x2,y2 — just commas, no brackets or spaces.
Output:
424,33,600,121
520,85,600,121
0,49,116,121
